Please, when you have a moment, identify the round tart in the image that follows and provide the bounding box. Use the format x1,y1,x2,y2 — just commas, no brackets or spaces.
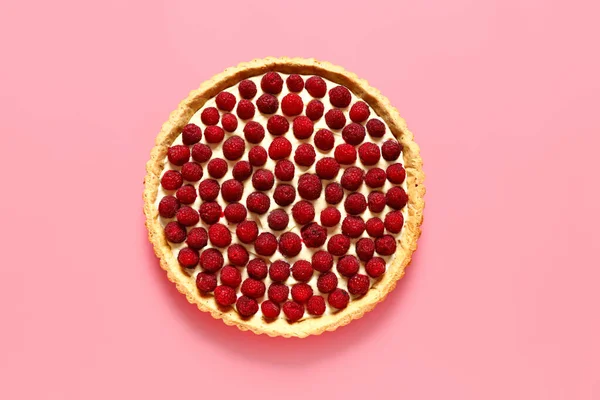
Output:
144,57,425,337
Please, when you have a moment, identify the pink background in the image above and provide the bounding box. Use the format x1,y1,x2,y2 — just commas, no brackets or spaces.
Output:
2,0,599,398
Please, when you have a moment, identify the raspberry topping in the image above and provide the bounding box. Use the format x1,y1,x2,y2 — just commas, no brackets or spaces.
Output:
247,258,268,280
215,92,236,112
291,200,315,225
365,257,386,278
261,300,281,318
268,136,292,160
340,167,364,191
248,146,267,166
297,173,322,200
282,301,305,322
368,191,386,213
305,76,327,98
375,234,397,256
207,158,228,179
317,272,338,293
278,232,302,257
252,169,275,191
342,215,366,238
267,115,290,136
365,168,386,188
220,266,242,287
204,126,225,143
198,179,220,201
261,72,284,94
349,101,370,123
292,116,314,139
387,163,406,184
325,109,346,129
305,100,325,121
269,260,291,282
243,121,265,144
232,161,253,181
236,296,259,317
221,113,238,132
164,221,186,243
186,227,208,249
268,283,290,303
291,260,313,282
300,223,327,248
334,143,357,165
181,162,203,182
325,182,344,204
366,119,386,137
227,244,249,266
381,140,402,161
254,232,278,256
201,107,220,126
327,234,351,256
236,99,256,120
208,223,232,248
267,209,289,231
274,159,295,181
168,145,190,166
348,274,370,296
176,205,200,226
329,86,352,108
294,143,316,166
386,187,408,210
307,296,326,316
240,278,266,299
342,123,366,145
221,179,244,202
384,210,404,233
313,129,335,151
238,79,257,99
222,136,246,160
246,192,270,214
291,283,313,303
358,142,381,165
315,157,340,180
366,217,385,238
196,272,217,293
344,192,367,215
286,74,304,92
159,195,180,218
312,251,334,272
199,201,222,224
356,237,375,261
320,206,341,227
200,248,224,273
256,93,279,114
182,124,202,145
273,184,296,206
236,220,259,243
337,255,359,277
328,288,350,309
176,184,197,204
214,285,236,306
192,143,212,163
281,93,304,116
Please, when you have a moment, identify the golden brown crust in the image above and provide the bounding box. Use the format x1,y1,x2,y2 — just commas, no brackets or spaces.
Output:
143,57,425,338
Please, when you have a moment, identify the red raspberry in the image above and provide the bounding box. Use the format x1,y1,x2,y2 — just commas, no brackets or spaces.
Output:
341,215,366,238
176,184,197,204
208,223,232,248
301,222,327,248
181,162,203,182
315,157,340,180
325,182,344,204
327,234,351,256
221,113,238,132
382,140,402,161
329,86,352,108
221,179,244,202
307,296,326,316
305,76,327,98
291,283,313,303
196,272,217,293
186,227,208,249
320,206,341,227
261,72,283,94
236,220,259,243
236,296,259,317
205,126,225,143
247,258,268,280
240,278,266,298
341,167,364,191
246,192,270,214
238,79,257,99
176,205,200,226
325,109,346,129
268,136,292,160
243,121,265,144
297,173,322,200
220,265,242,287
356,237,375,261
158,195,180,218
236,99,255,120
366,119,386,137
254,232,278,256
313,129,334,151
317,272,338,293
227,244,249,266
305,99,325,120
366,257,386,278
281,93,303,116
294,143,316,166
268,283,290,303
349,101,370,123
366,217,385,237
291,200,315,225
375,235,397,256
256,93,279,114
278,232,302,257
216,91,236,111
199,201,222,224
384,210,404,233
267,209,289,231
342,123,366,145
198,179,220,201
358,142,381,165
286,74,304,92
192,143,212,163
334,144,357,164
292,260,313,282
222,135,246,160
387,163,406,184
267,115,290,135
368,191,386,213
167,145,190,166
248,146,267,166
348,274,370,296
344,192,367,215
232,161,253,181
261,300,281,318
328,288,350,309
182,124,202,145
274,159,295,181
292,116,314,139
164,221,186,243
214,285,236,306
282,301,305,322
201,107,220,125
269,260,290,282
365,168,386,188
337,255,359,277
312,251,333,272
386,187,408,210
207,158,228,179
200,248,224,272
252,169,275,191
273,184,296,206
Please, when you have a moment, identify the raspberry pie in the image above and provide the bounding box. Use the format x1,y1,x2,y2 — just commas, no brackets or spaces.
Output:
144,57,425,337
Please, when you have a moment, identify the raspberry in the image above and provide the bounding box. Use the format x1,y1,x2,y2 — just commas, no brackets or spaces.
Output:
342,215,365,238
291,260,313,282
181,162,203,182
282,301,305,322
238,79,257,99
292,116,314,139
176,184,197,204
268,283,290,303
254,232,278,256
182,124,202,145
365,168,386,188
261,300,280,318
294,143,316,166
186,227,208,249
375,235,397,256
256,93,279,114
291,283,313,303
176,206,200,226
356,238,375,261
199,201,222,224
200,248,224,273
320,206,341,227
291,200,315,225
341,167,364,191
384,210,404,233
307,296,326,316
267,115,290,135
192,143,212,163
159,195,180,218
328,288,350,309
236,99,255,120
325,109,346,129
349,101,370,123
216,91,236,111
366,257,386,278
273,184,296,206
222,135,246,160
286,74,304,92
325,182,344,204
315,157,340,180
207,158,227,179
386,187,408,210
281,93,304,116
252,169,275,191
214,285,236,306
201,107,220,125
368,191,386,213
236,220,259,243
261,72,284,94
247,258,268,280
329,86,352,108
246,192,270,214
221,179,244,202
342,123,366,145
358,142,381,165
312,251,334,272
268,209,289,231
164,221,186,243
348,274,370,296
196,272,217,293
305,76,327,98
337,255,359,277
240,278,266,298
205,126,225,143
300,223,327,248
327,234,351,256
227,244,249,266
344,192,367,215
269,260,290,282
317,272,338,293
381,140,402,161
198,179,220,201
268,136,292,160
220,266,242,287
366,119,386,137
334,144,357,164
232,161,253,181
305,99,324,121
274,159,295,181
243,121,265,144
221,113,238,133
278,232,302,257
366,217,385,238
167,145,190,166
313,129,334,152
208,223,232,247
248,146,268,166
237,296,259,317
387,163,406,184
297,173,322,200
